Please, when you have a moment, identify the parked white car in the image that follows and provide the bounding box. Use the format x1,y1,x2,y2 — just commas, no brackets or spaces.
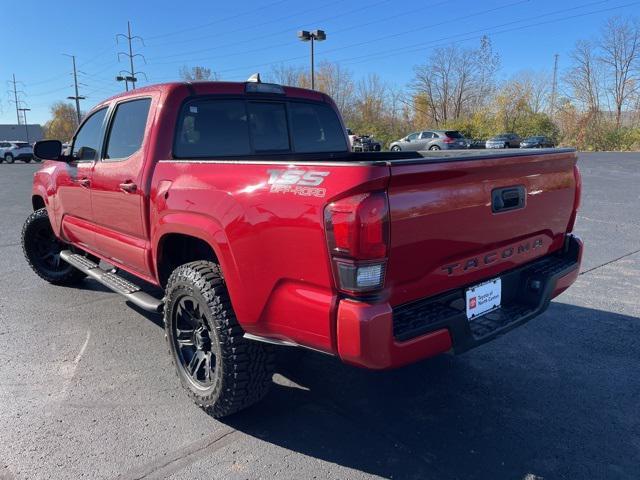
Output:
0,141,35,163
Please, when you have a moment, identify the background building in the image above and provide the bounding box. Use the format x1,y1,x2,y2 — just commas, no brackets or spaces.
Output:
0,124,44,143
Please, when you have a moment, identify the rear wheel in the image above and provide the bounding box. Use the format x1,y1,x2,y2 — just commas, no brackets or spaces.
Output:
24,157,31,163
164,261,275,418
22,208,87,285
429,145,441,151
4,153,14,164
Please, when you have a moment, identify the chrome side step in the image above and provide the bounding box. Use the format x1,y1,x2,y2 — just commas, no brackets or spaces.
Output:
60,250,163,313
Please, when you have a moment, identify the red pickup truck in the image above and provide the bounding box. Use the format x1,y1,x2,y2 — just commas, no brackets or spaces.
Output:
23,79,583,417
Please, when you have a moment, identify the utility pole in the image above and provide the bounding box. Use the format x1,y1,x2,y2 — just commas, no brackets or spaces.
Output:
17,108,31,142
117,21,146,90
550,53,559,119
63,54,85,123
11,74,21,124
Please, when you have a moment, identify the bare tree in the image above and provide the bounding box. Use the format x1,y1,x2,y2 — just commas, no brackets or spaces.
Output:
599,17,640,127
179,65,219,81
268,64,306,87
411,37,499,126
565,40,603,113
314,61,356,118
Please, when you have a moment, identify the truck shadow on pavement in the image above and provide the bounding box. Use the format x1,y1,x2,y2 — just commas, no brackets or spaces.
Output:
219,302,639,480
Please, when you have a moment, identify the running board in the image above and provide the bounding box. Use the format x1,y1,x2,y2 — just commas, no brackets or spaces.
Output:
60,250,163,313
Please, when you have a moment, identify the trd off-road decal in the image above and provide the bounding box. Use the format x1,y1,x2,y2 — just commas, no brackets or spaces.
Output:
267,169,330,197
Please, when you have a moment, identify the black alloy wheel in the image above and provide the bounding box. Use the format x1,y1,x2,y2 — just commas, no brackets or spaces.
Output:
171,295,219,388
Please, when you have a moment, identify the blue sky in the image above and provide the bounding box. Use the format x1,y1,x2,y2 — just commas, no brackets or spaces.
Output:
1,0,638,124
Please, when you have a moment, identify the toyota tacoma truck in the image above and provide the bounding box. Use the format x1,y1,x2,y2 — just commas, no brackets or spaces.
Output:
23,79,583,417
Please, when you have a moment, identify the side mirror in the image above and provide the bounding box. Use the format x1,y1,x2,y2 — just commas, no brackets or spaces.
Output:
34,140,64,161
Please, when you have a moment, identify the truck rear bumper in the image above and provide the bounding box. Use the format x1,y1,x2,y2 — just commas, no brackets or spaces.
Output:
336,234,583,369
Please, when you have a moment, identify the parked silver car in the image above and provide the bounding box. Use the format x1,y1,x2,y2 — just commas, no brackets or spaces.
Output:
389,130,467,151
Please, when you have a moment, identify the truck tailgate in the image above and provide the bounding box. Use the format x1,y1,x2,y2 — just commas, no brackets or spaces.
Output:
386,150,578,306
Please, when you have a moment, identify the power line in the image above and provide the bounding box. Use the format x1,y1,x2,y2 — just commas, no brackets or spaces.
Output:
144,0,289,41
201,0,635,79
146,0,392,64
117,20,146,89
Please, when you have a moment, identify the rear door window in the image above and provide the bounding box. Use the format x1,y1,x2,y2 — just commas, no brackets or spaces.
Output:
105,98,151,160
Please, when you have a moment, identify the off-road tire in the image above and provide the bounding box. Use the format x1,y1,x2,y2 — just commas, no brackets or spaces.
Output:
22,208,87,285
164,261,276,418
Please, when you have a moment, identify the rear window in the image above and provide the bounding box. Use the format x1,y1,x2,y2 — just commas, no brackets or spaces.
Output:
444,131,463,138
289,102,347,153
248,102,290,152
174,98,347,158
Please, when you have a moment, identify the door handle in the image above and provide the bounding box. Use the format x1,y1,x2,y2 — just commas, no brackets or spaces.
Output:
119,181,138,193
492,186,525,213
77,178,90,188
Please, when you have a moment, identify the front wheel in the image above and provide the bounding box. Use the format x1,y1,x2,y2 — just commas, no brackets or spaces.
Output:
164,261,275,418
22,208,87,285
4,153,14,164
390,145,401,152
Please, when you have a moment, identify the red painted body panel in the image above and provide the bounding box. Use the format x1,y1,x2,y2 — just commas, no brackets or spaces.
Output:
386,151,578,306
31,81,583,367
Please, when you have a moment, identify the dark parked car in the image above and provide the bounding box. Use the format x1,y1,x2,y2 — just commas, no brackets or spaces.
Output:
390,130,467,151
520,136,555,148
351,135,382,152
486,133,521,149
467,139,486,149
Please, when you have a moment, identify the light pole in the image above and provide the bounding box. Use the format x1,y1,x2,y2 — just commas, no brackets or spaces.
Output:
17,108,31,143
116,72,137,92
297,29,326,90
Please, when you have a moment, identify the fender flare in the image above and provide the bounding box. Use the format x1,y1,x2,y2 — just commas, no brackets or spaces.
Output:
152,212,245,316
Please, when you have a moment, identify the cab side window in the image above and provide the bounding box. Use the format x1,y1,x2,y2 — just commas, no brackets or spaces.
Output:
105,98,152,160
72,108,107,161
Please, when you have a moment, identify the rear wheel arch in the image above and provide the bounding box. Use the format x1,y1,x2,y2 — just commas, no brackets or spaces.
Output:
156,233,220,287
32,195,46,211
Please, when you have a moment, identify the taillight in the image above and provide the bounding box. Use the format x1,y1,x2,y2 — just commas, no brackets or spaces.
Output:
443,137,455,144
567,164,582,232
325,192,389,294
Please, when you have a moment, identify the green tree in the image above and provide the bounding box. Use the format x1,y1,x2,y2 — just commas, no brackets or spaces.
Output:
43,102,78,141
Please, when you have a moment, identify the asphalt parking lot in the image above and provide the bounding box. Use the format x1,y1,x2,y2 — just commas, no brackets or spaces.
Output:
0,152,638,480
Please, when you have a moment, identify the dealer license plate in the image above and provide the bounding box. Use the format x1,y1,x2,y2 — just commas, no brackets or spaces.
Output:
466,278,501,320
